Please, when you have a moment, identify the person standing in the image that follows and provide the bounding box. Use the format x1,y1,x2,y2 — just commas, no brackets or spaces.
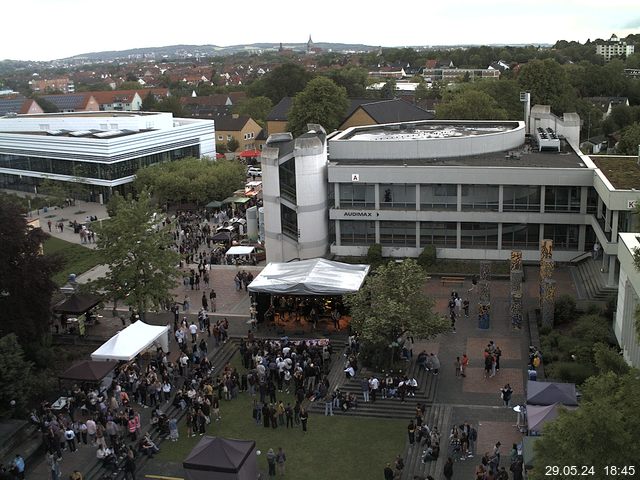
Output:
455,357,461,377
430,353,440,375
123,449,136,480
383,463,394,480
299,407,308,433
443,457,454,480
461,354,469,377
12,454,25,480
266,448,276,478
48,453,61,480
64,427,77,452
463,299,470,318
276,447,286,476
500,384,513,407
202,292,208,312
407,420,416,447
209,289,217,312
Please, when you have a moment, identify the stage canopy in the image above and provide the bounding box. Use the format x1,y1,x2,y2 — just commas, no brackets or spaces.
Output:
59,360,118,382
526,380,578,406
183,436,257,480
526,402,576,433
53,293,101,315
248,258,370,296
91,321,170,361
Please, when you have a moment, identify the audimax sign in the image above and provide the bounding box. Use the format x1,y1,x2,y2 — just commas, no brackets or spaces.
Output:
342,211,380,217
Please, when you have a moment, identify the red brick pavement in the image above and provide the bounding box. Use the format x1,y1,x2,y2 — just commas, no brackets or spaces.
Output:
462,368,524,395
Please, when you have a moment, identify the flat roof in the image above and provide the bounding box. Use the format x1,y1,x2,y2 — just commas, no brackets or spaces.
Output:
590,156,640,190
331,148,586,169
0,128,155,139
10,111,160,119
343,122,518,141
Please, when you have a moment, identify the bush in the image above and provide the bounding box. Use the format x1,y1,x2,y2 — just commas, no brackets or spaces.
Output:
554,295,577,325
571,314,614,344
366,243,383,266
593,343,630,375
417,245,437,268
545,361,596,384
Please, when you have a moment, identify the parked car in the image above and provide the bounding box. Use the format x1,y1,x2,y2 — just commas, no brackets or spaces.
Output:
247,167,262,177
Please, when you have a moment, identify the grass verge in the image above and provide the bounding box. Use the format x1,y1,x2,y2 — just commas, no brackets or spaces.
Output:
43,236,102,286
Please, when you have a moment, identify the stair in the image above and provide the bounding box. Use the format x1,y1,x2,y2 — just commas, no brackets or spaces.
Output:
573,258,617,301
401,403,453,480
85,339,240,480
308,357,437,419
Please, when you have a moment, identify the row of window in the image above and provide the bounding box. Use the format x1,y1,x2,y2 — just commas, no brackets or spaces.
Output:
337,184,594,213
339,221,579,250
0,146,200,181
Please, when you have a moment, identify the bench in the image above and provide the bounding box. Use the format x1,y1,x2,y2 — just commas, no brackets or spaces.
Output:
441,276,465,286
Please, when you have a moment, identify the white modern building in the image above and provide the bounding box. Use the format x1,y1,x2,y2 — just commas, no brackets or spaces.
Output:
595,34,635,62
0,111,215,202
615,233,640,367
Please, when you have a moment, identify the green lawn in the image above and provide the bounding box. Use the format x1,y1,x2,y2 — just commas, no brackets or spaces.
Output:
43,236,102,285
156,354,406,478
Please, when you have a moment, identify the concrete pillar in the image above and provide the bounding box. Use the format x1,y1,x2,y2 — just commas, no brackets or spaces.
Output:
457,184,462,212
497,223,503,250
605,208,611,233
334,183,340,208
335,220,341,247
612,211,619,239
597,196,603,219
374,184,380,210
375,220,380,244
415,184,420,212
498,185,504,213
608,255,617,287
580,186,588,214
540,186,546,213
578,224,586,252
456,222,461,249
416,222,420,249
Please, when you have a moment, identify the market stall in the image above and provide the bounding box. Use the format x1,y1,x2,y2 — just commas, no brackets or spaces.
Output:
91,321,170,361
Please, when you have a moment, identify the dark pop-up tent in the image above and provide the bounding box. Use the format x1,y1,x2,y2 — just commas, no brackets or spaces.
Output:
526,402,577,433
59,360,118,383
526,380,578,406
248,258,370,296
53,293,101,315
183,436,257,480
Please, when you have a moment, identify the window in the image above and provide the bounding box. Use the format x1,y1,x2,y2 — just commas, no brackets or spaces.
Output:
340,221,376,245
502,223,540,249
544,224,579,250
281,204,298,240
380,221,416,246
586,187,598,215
339,184,375,208
227,135,232,141
279,159,296,203
420,184,457,210
420,222,457,247
380,184,416,209
460,223,499,249
461,185,499,211
503,186,541,212
544,186,580,212
218,135,223,141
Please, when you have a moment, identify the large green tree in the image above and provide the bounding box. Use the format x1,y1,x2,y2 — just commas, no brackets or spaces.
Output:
517,58,577,115
326,66,369,98
616,123,640,155
0,203,62,360
91,192,180,318
286,77,349,136
234,96,273,126
531,370,640,479
345,259,449,368
247,63,313,104
134,158,245,207
436,89,508,120
0,334,36,418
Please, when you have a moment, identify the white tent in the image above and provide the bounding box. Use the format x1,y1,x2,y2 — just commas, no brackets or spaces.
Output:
226,246,255,256
91,321,170,361
248,258,370,296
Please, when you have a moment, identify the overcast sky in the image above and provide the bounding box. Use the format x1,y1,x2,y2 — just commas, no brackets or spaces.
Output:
3,0,638,61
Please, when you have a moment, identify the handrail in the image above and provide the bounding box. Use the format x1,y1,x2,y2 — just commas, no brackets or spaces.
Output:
569,251,592,264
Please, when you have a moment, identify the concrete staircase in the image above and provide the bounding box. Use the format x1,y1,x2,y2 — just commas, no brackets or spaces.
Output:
401,403,453,480
308,355,437,419
572,258,617,301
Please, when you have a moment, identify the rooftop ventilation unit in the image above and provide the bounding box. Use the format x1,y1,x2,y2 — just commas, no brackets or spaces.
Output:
535,127,560,152
93,130,123,138
69,130,93,137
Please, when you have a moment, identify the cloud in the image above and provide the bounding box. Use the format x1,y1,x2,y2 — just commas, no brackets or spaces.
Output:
623,17,640,28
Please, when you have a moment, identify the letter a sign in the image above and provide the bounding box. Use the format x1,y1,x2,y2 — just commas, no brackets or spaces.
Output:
351,174,360,182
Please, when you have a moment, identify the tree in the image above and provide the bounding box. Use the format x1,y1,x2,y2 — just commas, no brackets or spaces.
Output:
33,96,59,113
0,203,62,361
517,59,577,115
141,91,159,111
0,334,35,418
379,79,397,99
414,81,430,103
286,77,348,136
155,96,184,117
247,63,313,104
616,122,640,155
234,96,272,126
326,67,369,98
226,137,240,153
344,259,450,368
531,370,640,479
436,89,508,120
91,192,180,318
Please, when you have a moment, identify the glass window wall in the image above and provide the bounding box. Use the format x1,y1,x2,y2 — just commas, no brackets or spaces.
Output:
340,220,376,246
461,185,499,211
380,221,416,246
280,204,298,240
544,186,581,212
420,222,457,247
279,159,296,203
420,184,457,210
544,224,579,250
460,222,499,249
380,184,416,209
502,223,540,249
503,185,541,212
339,184,375,208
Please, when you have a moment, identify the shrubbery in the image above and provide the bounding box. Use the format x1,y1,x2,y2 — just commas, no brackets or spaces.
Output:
417,245,437,268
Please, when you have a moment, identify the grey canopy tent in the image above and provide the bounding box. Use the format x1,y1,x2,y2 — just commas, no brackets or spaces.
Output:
248,258,370,296
59,360,118,382
53,293,101,315
526,380,578,406
526,402,576,433
183,436,257,480
205,200,224,209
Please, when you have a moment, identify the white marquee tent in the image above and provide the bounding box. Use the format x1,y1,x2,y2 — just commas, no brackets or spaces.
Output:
248,258,370,296
91,321,170,361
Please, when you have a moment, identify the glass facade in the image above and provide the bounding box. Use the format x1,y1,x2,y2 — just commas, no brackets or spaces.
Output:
544,224,579,250
544,186,581,212
280,204,298,240
461,222,499,249
279,159,296,203
340,220,376,245
461,185,499,211
0,146,199,181
586,187,598,214
503,185,541,212
380,184,416,209
502,223,540,249
420,222,457,247
380,221,416,246
420,184,457,210
339,184,375,208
